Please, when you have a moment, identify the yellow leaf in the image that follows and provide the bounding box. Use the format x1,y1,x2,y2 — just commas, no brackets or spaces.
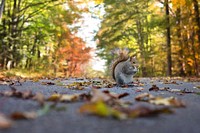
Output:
60,94,78,102
79,101,111,117
79,101,126,119
47,94,61,101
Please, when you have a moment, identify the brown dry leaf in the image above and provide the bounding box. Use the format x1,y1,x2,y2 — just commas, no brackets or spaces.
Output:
2,87,22,98
41,82,55,85
103,90,129,99
1,90,14,97
149,97,185,107
33,92,45,106
79,101,172,120
10,112,37,120
0,81,9,85
150,97,185,107
125,104,173,118
160,87,194,94
135,93,185,107
1,88,34,99
149,85,159,91
0,113,13,129
60,94,78,102
91,89,111,102
163,80,179,85
22,90,34,99
135,93,154,101
66,82,91,90
79,93,92,101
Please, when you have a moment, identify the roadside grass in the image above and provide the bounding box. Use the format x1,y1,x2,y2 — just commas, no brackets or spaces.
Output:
0,69,60,79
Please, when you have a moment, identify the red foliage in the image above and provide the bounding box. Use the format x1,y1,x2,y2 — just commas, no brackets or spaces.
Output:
57,33,92,77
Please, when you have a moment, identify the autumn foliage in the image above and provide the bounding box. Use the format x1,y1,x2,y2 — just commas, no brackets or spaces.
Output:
57,32,92,77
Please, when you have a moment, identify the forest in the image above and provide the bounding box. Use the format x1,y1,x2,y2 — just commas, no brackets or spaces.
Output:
0,0,200,78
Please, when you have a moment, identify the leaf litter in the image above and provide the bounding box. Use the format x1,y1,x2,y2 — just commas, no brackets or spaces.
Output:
135,93,185,107
79,89,174,120
149,84,196,95
1,77,197,125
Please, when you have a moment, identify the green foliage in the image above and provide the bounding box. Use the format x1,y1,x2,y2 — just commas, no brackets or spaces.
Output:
96,0,166,76
0,0,92,77
96,0,200,77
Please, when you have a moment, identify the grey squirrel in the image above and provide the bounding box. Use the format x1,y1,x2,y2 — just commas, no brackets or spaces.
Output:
111,49,138,85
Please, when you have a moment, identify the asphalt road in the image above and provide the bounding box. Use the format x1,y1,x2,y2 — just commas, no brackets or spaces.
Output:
0,78,200,133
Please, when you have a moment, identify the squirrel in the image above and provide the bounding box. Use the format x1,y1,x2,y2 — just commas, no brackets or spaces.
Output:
111,49,138,85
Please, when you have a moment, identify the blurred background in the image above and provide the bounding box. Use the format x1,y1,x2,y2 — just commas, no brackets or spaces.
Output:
0,0,200,78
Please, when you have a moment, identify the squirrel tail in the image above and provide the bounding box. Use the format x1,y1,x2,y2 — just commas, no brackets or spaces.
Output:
111,48,130,80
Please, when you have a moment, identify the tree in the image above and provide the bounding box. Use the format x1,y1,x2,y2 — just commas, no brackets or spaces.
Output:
95,0,200,77
165,0,172,76
0,0,91,78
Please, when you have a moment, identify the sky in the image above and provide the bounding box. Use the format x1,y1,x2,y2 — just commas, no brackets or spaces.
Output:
75,2,106,71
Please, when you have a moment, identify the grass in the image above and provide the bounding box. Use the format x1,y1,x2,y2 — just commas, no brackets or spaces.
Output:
0,69,58,79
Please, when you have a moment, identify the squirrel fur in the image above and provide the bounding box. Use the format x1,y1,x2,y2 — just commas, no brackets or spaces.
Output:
111,49,138,85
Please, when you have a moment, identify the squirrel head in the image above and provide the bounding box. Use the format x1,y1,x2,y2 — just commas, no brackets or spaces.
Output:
129,56,138,67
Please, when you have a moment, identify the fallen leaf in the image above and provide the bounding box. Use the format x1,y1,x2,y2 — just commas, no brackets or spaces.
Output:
60,94,78,102
103,90,129,99
0,81,9,85
135,93,154,101
47,93,61,101
1,88,34,99
91,89,111,102
66,82,91,90
149,85,159,91
0,113,12,129
79,100,126,119
79,101,173,120
33,92,45,106
22,90,34,99
195,86,200,89
135,93,185,107
149,97,185,107
79,93,92,101
10,111,37,120
125,104,173,118
47,93,79,102
163,80,179,85
41,82,55,85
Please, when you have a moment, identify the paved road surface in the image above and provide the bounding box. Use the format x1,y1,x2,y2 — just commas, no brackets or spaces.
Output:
0,78,200,133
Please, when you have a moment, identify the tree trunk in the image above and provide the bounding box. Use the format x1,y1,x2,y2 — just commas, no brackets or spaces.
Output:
136,19,147,77
176,8,185,76
165,0,172,76
192,0,200,76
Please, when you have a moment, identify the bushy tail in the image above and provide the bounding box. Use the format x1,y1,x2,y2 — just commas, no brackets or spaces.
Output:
111,48,130,80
